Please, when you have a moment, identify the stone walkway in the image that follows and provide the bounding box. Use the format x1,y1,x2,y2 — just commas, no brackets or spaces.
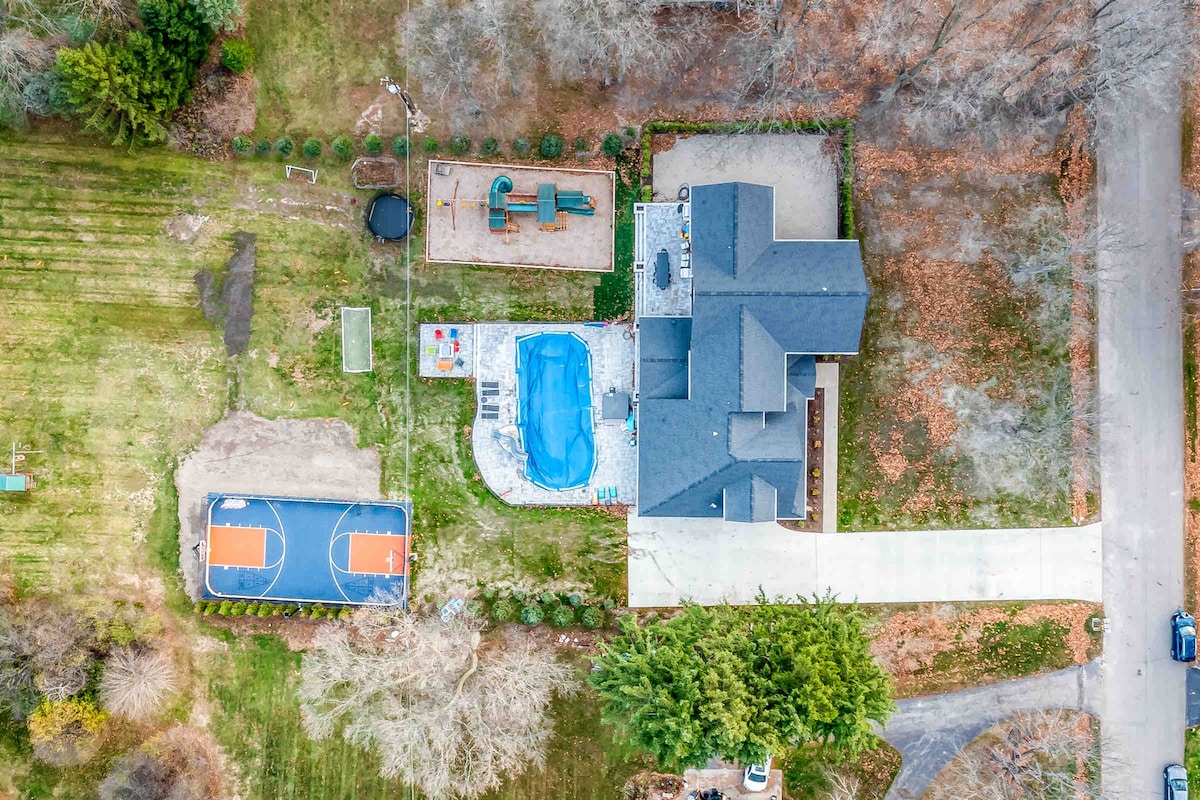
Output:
627,517,1103,606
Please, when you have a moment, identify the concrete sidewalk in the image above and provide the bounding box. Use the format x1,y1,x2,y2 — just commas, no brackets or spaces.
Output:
627,515,1103,606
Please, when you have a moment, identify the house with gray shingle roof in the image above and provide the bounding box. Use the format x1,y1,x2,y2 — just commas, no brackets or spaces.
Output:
635,182,868,522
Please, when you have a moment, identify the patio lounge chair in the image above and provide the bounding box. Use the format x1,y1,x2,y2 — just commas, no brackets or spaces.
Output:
609,487,618,504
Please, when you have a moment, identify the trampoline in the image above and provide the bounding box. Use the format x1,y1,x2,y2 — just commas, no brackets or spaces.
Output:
366,193,414,240
515,332,596,491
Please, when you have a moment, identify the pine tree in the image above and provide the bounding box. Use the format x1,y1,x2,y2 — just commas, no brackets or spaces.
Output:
589,596,893,770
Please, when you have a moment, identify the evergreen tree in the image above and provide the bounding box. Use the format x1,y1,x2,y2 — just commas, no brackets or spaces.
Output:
589,595,893,770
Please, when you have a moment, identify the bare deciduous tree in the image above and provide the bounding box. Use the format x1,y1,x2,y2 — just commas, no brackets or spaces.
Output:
299,613,578,800
99,725,225,800
531,0,682,87
100,646,178,721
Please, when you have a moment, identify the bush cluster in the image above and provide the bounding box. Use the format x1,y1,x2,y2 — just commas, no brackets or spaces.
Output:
191,600,353,621
393,136,410,157
275,136,293,156
55,0,214,146
539,134,563,158
469,588,615,630
450,134,470,154
221,38,254,73
512,137,530,154
482,137,499,155
602,133,624,157
230,135,252,154
364,133,383,154
332,134,353,158
424,137,438,153
302,137,322,158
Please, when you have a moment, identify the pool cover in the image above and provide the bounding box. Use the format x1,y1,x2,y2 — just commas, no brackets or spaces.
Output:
515,332,596,490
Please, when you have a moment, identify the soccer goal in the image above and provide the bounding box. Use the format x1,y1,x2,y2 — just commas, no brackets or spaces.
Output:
341,307,373,373
285,164,318,184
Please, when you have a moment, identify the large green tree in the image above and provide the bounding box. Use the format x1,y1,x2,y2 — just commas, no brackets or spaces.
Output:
589,595,893,769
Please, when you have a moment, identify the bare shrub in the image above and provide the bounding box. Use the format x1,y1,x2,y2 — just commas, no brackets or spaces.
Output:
25,605,97,701
101,646,178,721
0,609,37,720
99,725,225,800
299,614,578,800
929,710,1098,800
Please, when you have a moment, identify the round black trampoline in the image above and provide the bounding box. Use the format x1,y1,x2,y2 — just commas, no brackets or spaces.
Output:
366,193,414,240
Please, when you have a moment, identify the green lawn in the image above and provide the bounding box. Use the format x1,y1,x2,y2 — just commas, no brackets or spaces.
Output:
203,634,646,800
0,128,632,796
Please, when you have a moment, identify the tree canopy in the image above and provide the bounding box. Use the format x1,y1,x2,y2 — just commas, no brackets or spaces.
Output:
589,595,893,769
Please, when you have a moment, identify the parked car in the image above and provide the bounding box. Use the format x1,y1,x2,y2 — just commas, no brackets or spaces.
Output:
743,758,771,793
1165,764,1188,800
1172,611,1197,662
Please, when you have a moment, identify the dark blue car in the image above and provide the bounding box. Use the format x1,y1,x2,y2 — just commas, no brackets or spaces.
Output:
1172,611,1196,663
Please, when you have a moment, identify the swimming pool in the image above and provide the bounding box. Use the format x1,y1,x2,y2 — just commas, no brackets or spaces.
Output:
515,332,596,491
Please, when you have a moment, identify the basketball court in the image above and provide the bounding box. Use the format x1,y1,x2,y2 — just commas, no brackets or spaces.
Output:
203,493,410,606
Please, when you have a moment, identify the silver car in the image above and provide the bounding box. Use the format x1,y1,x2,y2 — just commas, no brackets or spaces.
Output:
1165,764,1189,800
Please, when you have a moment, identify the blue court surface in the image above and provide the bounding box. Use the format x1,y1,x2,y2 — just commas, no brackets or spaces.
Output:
515,331,597,491
204,493,410,606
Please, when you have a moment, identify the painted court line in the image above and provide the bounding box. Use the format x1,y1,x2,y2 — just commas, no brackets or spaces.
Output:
347,532,409,576
208,525,268,568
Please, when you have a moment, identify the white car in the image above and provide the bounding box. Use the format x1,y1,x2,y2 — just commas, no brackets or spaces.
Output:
743,757,771,793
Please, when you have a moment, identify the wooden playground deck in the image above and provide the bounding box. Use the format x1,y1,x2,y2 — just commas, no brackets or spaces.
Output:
425,160,615,272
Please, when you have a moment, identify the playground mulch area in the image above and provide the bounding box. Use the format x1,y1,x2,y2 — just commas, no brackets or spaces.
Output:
425,160,615,272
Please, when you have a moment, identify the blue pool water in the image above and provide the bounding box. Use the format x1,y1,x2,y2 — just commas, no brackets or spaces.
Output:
515,332,597,491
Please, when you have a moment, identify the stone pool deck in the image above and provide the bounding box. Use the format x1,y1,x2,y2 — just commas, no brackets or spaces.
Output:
469,322,637,507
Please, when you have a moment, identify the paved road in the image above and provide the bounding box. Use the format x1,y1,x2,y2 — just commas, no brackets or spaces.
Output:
879,662,1101,800
1095,2,1187,794
627,515,1102,606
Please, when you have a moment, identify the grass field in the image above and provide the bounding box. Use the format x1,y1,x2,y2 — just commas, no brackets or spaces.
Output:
0,128,629,796
203,634,646,800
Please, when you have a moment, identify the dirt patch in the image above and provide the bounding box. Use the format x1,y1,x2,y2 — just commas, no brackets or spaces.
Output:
166,213,208,243
869,602,1101,698
175,411,384,600
220,232,256,355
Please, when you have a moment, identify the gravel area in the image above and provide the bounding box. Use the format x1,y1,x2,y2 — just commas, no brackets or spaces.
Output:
175,411,383,600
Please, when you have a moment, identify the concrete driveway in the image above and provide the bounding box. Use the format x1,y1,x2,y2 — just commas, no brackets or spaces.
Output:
627,514,1102,606
1095,2,1188,794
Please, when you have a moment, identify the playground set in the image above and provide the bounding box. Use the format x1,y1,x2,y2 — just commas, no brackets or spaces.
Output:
486,176,596,234
425,160,615,271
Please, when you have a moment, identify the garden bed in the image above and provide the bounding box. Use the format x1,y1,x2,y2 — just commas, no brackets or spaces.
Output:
351,156,400,188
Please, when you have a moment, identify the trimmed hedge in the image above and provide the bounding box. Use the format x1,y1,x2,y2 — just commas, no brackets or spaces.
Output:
520,604,544,625
191,599,355,620
580,606,603,629
549,604,574,628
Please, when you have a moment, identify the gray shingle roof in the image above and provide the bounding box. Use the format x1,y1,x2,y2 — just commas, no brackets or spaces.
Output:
637,182,868,520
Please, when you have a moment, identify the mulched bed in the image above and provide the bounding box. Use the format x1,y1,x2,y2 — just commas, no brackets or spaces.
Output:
352,157,401,188
780,388,824,532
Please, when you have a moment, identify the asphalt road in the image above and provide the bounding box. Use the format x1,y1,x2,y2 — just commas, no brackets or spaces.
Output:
880,662,1101,800
1095,6,1188,794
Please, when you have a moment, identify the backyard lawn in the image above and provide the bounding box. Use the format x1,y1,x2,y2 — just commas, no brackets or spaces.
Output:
0,128,627,796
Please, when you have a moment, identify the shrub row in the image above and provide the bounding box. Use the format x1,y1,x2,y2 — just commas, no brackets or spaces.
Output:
638,119,856,236
192,600,353,621
426,130,629,160
231,134,398,160
474,588,617,629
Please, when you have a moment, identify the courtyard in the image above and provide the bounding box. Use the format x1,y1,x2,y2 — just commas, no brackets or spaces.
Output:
651,132,839,239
